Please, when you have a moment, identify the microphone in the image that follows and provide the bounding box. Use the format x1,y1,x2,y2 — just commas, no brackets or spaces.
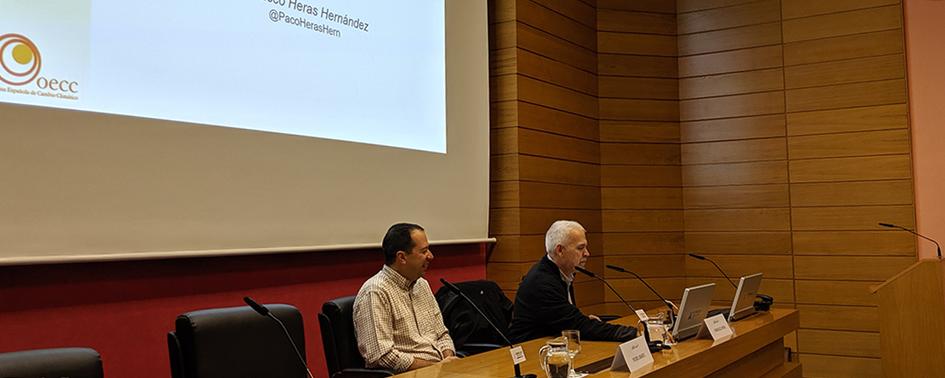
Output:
243,297,315,378
688,253,737,289
879,222,942,259
439,279,536,378
574,266,638,313
605,265,676,326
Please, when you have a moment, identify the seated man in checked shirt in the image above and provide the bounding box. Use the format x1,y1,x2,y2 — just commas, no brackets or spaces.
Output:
353,223,459,372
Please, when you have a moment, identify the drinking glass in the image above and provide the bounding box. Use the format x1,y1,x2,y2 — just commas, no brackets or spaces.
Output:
561,330,585,378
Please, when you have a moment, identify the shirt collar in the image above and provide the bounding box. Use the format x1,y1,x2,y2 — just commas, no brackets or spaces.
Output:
381,264,416,290
546,254,575,285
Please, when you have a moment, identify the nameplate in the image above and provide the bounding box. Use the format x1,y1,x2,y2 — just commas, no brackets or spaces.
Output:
703,314,734,341
611,335,654,372
635,309,649,322
509,345,526,365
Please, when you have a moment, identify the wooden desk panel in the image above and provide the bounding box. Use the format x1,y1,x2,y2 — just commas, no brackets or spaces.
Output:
393,308,798,378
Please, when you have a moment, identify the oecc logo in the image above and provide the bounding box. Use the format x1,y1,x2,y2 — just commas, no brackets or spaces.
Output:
0,33,79,94
0,33,42,85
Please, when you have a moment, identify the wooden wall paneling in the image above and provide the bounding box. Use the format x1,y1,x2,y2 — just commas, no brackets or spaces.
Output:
797,329,880,358
599,98,679,121
781,0,900,20
491,47,518,76
794,280,881,307
599,77,678,99
679,68,784,99
786,103,908,136
491,100,518,129
603,232,685,254
781,5,902,43
791,205,915,231
603,277,689,302
597,9,676,35
681,138,787,164
681,115,786,143
517,128,600,163
785,79,907,113
683,161,788,186
677,0,780,34
518,181,601,209
516,101,598,139
796,304,879,332
784,54,905,89
684,231,793,254
788,155,912,183
679,45,783,77
600,143,680,165
795,354,881,378
600,121,680,143
684,208,791,232
599,54,678,77
790,180,914,207
683,184,790,209
677,0,760,14
603,254,687,277
531,0,597,29
792,230,916,256
491,181,521,209
602,187,683,209
517,208,603,234
678,23,781,56
597,33,677,56
602,165,682,187
518,49,598,95
683,254,794,279
686,277,795,303
680,91,785,121
518,155,600,184
515,0,597,50
518,75,598,118
601,210,684,232
783,29,904,66
787,129,911,159
597,0,676,14
491,154,521,182
517,22,597,72
794,256,915,281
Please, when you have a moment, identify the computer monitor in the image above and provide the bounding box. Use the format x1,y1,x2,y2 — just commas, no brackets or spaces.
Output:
728,273,763,321
670,283,716,341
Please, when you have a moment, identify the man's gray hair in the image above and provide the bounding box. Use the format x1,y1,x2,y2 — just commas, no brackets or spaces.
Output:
545,220,585,255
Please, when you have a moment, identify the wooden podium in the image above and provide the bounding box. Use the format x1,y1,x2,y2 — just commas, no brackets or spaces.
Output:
871,259,945,377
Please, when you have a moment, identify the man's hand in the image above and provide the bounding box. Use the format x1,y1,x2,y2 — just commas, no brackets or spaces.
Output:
589,314,602,322
407,357,437,371
440,356,462,363
443,349,456,358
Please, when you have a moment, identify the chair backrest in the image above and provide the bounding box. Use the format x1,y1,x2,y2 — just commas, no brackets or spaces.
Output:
169,304,306,378
318,295,365,376
0,347,103,378
435,280,512,348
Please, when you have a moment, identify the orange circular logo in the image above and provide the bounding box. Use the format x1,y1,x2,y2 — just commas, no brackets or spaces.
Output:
0,34,42,86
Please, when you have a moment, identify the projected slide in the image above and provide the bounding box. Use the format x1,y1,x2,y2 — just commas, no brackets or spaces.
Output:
0,0,446,152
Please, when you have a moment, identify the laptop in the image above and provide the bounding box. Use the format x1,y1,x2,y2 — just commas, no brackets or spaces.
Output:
670,282,716,341
728,273,763,321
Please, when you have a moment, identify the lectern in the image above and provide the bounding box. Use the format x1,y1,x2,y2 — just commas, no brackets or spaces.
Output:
871,259,945,377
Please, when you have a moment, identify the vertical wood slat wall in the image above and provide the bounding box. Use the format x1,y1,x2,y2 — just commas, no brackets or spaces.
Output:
489,1,916,376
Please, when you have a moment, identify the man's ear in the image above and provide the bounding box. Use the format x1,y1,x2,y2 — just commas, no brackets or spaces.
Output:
395,250,407,264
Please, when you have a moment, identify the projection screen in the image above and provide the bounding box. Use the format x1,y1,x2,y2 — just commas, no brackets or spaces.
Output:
0,0,490,264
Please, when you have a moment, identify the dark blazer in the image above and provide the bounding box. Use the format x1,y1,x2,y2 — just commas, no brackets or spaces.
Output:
508,255,637,343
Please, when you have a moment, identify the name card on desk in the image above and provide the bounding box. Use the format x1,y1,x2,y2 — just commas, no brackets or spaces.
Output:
611,335,654,372
704,314,734,341
509,345,527,365
635,309,649,322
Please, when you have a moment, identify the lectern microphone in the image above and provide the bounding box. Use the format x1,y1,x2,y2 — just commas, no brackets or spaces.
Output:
879,222,942,260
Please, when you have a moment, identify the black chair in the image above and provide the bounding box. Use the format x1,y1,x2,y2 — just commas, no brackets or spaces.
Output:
0,347,103,378
317,296,392,378
167,304,307,378
435,280,512,356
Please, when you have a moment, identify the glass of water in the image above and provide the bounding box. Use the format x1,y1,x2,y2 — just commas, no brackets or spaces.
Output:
561,330,584,378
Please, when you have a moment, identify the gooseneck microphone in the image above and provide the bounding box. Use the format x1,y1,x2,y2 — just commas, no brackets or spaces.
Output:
574,266,638,313
688,253,737,289
243,297,315,378
439,279,536,378
605,264,676,327
879,222,942,260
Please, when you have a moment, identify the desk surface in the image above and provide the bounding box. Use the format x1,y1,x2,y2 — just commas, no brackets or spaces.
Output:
392,308,798,378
